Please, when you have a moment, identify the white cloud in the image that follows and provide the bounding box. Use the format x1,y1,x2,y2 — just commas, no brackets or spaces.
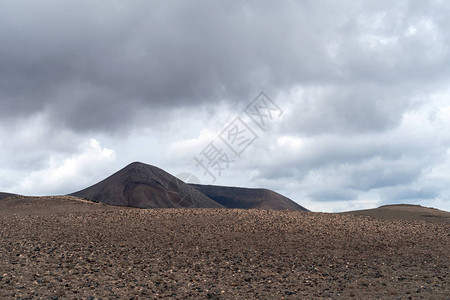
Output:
12,139,116,195
239,85,450,211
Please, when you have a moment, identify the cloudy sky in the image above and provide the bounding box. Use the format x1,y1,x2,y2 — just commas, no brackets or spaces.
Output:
1,0,450,212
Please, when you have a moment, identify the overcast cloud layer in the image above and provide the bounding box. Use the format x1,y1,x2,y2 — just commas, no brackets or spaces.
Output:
1,0,449,212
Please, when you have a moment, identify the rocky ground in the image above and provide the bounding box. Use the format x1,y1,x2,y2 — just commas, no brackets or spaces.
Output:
0,197,449,299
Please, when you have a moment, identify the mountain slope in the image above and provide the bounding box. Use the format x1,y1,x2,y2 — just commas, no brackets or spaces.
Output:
71,162,223,208
189,184,309,211
0,192,17,200
343,204,450,224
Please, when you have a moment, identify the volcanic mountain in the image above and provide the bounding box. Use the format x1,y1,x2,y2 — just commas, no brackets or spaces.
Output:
189,184,309,211
71,162,223,208
71,162,308,211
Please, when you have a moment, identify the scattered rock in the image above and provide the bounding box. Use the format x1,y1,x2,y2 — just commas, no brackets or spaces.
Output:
0,205,448,298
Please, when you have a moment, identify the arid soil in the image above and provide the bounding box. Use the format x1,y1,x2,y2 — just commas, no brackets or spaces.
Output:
0,197,449,299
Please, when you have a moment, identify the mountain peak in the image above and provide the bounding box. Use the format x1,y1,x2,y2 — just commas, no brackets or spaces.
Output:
70,162,309,211
125,161,150,168
71,162,223,208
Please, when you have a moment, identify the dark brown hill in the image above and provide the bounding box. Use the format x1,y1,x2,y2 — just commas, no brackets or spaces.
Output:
0,192,17,200
189,184,309,211
344,204,450,224
71,162,223,208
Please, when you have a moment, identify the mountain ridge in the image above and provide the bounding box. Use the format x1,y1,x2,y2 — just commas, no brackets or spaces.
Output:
189,183,309,211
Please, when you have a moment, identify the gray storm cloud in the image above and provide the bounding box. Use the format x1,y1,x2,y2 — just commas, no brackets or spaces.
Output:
2,0,447,133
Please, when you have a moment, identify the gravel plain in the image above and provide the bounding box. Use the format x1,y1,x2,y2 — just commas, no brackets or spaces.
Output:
0,197,449,299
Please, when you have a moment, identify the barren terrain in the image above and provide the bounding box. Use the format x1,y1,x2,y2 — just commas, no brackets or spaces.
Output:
0,196,449,299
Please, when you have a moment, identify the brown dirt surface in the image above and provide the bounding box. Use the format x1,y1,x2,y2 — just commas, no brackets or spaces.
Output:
0,197,449,299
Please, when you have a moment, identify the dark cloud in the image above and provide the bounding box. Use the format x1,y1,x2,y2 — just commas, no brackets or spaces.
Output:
3,0,447,133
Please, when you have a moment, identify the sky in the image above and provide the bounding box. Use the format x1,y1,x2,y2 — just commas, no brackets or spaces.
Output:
1,0,450,212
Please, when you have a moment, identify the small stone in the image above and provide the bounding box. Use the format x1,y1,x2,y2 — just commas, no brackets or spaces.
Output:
285,291,294,295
